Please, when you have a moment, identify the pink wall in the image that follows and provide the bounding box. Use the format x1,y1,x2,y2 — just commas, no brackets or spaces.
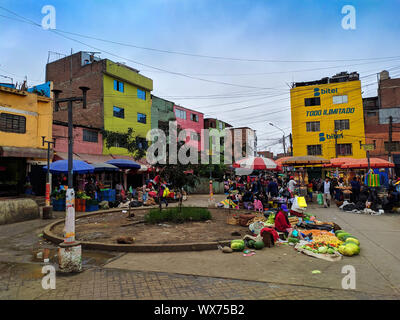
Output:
174,105,204,151
53,124,103,155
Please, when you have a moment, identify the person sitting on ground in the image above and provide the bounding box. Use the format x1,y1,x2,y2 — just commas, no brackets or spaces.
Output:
287,225,304,240
274,204,292,237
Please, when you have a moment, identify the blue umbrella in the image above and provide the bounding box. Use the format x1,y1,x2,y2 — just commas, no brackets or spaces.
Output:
106,159,141,169
92,162,120,172
43,160,95,174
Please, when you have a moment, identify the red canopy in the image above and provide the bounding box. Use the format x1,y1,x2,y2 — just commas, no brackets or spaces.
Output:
341,158,394,169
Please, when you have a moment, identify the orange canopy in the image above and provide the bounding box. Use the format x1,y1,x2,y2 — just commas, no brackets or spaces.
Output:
341,158,394,169
324,157,356,168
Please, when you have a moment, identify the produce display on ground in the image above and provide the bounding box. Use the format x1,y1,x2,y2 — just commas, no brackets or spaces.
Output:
224,211,361,260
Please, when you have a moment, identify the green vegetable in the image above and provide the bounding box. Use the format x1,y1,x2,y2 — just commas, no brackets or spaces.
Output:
253,241,265,250
327,248,335,254
288,237,299,244
335,230,344,236
318,246,328,254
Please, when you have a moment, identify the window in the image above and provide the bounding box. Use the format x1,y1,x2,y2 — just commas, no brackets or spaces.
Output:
137,113,146,124
336,143,352,156
137,89,146,100
367,111,377,117
136,137,148,150
334,119,350,131
306,121,320,132
307,145,322,156
305,97,321,106
83,129,98,143
113,106,125,119
175,108,186,119
218,122,223,130
0,113,26,134
384,141,400,152
190,113,199,122
333,95,348,104
113,80,124,92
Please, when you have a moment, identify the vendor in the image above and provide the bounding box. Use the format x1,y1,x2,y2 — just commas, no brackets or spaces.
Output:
274,204,292,236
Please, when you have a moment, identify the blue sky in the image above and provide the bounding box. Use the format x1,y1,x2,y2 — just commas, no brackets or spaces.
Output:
1,0,399,153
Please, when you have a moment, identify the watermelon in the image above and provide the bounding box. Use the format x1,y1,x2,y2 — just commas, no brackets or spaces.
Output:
231,239,245,251
345,237,360,246
337,232,351,241
342,243,360,256
254,241,265,250
248,240,256,248
335,230,344,236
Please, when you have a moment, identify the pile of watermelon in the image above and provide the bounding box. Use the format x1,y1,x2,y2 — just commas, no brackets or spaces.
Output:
335,230,361,257
230,239,265,251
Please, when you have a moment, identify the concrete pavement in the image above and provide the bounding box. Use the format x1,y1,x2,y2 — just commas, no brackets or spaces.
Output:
0,195,399,299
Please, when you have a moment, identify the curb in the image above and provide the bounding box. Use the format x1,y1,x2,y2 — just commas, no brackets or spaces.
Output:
43,206,246,252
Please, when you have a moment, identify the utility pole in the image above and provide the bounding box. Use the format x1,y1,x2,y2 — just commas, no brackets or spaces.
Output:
289,133,293,156
42,136,55,218
282,135,286,157
334,129,338,158
52,86,90,273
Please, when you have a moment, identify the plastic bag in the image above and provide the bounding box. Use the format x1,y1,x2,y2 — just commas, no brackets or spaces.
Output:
297,196,307,208
317,193,323,205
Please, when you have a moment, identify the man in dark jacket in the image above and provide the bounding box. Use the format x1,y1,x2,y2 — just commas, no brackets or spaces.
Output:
350,176,361,203
267,178,279,198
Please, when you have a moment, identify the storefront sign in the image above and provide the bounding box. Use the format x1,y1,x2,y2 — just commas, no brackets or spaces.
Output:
319,132,343,142
306,107,355,117
314,88,338,96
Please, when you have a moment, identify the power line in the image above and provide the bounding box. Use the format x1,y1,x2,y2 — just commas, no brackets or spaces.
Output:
1,9,399,64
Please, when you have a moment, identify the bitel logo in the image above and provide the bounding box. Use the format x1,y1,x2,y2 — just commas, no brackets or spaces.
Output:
314,88,320,97
319,133,325,142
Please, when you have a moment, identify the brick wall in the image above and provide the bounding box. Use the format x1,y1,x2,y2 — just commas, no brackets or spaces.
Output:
46,52,104,129
53,123,103,155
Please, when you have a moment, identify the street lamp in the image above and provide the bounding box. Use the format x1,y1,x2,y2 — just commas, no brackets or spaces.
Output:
269,123,286,156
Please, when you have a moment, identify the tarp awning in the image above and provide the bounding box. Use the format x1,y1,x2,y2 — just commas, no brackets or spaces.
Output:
0,146,52,159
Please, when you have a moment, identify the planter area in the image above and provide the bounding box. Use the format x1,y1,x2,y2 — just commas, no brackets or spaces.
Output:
43,207,251,252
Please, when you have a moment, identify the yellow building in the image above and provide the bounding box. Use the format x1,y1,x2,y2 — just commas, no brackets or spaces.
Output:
290,72,366,159
0,84,53,196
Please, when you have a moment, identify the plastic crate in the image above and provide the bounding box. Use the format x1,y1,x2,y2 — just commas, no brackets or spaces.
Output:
75,199,86,212
86,204,99,212
99,189,115,202
52,199,65,212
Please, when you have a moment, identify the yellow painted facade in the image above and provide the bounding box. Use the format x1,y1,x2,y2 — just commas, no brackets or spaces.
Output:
290,80,366,159
103,60,153,156
0,85,52,155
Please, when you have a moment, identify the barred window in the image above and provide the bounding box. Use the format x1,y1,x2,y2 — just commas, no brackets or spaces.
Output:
336,143,352,156
334,119,350,131
0,113,26,134
305,97,320,106
307,145,322,156
83,129,98,143
306,121,320,132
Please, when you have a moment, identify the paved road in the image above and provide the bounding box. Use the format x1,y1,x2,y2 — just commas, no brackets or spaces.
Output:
0,195,399,300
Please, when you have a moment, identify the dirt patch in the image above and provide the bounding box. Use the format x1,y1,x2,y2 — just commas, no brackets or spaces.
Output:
52,209,250,245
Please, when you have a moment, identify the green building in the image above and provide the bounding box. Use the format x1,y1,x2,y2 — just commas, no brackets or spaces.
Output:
151,95,176,132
